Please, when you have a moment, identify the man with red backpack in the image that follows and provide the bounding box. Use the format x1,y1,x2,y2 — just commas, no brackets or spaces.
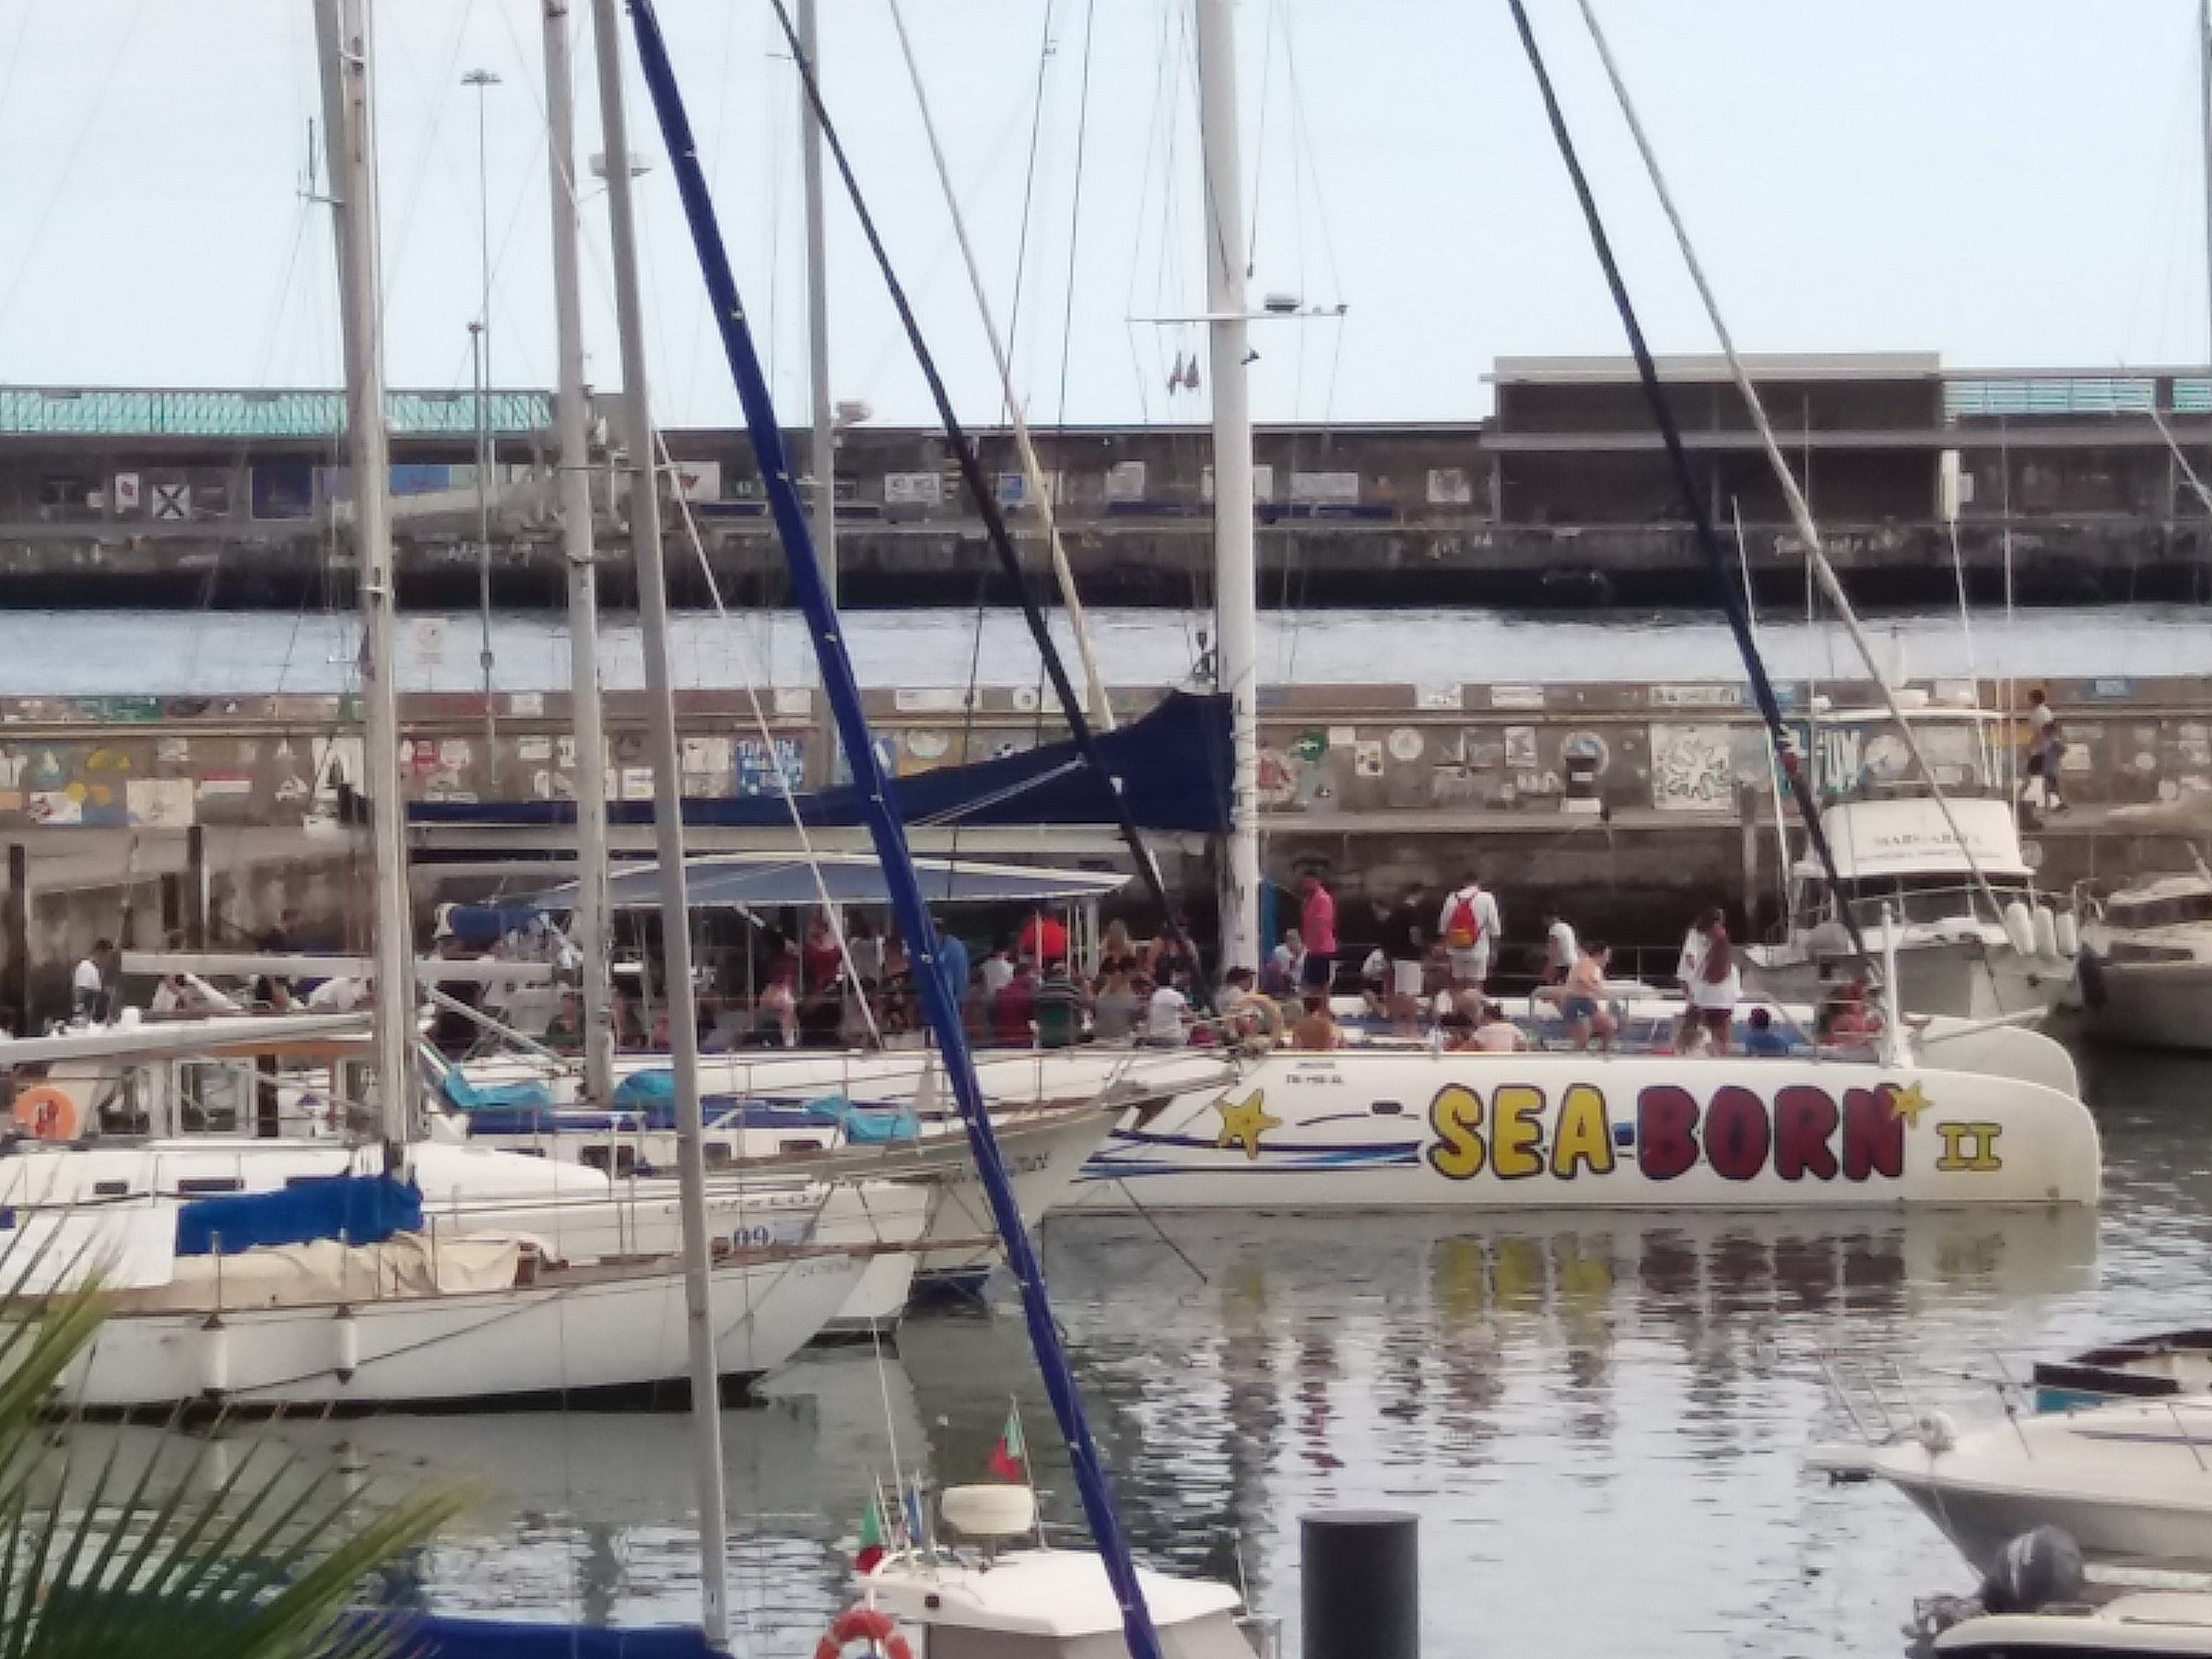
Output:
1437,871,1502,989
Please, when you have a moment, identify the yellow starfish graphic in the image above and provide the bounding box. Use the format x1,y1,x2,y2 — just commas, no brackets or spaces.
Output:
1214,1090,1282,1161
1888,1081,1935,1128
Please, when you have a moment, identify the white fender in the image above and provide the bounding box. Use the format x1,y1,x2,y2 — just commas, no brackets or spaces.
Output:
2032,906,2060,961
2053,910,2080,958
2002,901,2037,958
196,1316,229,1398
333,1308,359,1381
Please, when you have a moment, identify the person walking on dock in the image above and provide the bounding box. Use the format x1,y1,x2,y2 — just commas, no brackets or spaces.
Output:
1439,871,1501,989
2019,688,2068,817
1298,872,1339,994
71,938,117,1024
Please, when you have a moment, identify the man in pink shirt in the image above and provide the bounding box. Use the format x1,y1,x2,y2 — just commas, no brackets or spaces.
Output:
1297,872,1338,994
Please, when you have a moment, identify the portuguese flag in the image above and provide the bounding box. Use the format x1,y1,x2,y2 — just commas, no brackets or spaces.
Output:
987,1405,1027,1483
854,1488,887,1574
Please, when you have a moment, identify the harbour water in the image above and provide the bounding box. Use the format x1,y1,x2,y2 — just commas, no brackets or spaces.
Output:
9,602,2212,696
102,1033,2206,1657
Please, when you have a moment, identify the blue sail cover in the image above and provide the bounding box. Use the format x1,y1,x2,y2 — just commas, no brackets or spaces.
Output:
409,689,1231,836
173,1174,422,1257
334,1614,714,1659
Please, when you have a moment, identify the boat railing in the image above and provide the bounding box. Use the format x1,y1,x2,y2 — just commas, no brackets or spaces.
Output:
1836,882,2064,936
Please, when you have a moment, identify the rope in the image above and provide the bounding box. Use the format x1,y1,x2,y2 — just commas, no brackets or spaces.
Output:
769,0,1217,1016
1503,0,1870,970
659,430,885,1050
881,0,1115,728
1571,0,2009,937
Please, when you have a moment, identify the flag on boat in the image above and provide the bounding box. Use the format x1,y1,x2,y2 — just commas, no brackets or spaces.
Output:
988,1405,1027,1482
855,1487,887,1574
903,1477,928,1549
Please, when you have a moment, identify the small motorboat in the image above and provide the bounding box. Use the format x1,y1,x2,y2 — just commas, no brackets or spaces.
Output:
1812,1397,2212,1574
851,1483,1275,1659
2077,873,2212,1051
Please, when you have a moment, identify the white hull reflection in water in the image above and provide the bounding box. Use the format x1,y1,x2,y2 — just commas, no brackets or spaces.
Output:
11,604,2212,696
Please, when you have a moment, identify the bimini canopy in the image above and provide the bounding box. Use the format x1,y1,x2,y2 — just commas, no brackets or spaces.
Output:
533,853,1129,912
407,690,1232,838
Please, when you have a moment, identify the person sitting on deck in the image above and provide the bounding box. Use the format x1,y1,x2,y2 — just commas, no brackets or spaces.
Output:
1470,1000,1528,1053
1743,1006,1792,1056
1288,994,1345,1052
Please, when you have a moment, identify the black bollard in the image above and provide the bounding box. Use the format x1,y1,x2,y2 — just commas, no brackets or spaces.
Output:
1300,1509,1418,1659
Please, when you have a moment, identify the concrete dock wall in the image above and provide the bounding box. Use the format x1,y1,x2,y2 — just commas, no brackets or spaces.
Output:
1,673,2205,1019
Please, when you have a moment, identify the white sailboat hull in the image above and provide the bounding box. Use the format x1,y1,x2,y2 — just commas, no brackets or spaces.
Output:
1068,1048,2100,1211
2079,959,2212,1052
61,1246,870,1413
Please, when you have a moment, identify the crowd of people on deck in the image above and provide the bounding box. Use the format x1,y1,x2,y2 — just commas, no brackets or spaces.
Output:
481,863,1889,1062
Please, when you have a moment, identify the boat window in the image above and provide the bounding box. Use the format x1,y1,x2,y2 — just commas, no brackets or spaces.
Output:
176,1177,243,1195
1809,717,1998,804
2107,892,2212,930
176,1063,246,1135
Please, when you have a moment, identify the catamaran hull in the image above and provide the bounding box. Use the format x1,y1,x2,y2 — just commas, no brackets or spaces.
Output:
1067,1050,2100,1211
58,1248,868,1413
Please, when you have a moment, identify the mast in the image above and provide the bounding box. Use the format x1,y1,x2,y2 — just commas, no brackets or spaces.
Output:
542,0,615,1101
587,0,731,1644
1194,0,1260,973
621,6,1165,1656
798,0,836,597
321,0,418,1164
2202,0,2212,369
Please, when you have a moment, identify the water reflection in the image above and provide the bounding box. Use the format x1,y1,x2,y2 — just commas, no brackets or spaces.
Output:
49,1043,2212,1655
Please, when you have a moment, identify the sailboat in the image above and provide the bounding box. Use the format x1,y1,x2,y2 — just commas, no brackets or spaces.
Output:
4,0,914,1417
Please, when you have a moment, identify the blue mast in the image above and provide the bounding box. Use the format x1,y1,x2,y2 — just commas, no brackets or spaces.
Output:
619,7,1168,1659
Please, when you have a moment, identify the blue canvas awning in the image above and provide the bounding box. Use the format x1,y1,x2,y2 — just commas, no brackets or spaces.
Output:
408,688,1231,837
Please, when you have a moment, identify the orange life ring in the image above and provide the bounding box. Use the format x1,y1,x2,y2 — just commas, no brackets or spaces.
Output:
813,1604,913,1659
12,1085,78,1143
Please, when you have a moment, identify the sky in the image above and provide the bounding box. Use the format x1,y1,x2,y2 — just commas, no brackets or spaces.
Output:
0,0,2206,429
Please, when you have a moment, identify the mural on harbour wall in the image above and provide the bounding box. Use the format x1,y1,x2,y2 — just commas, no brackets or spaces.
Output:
0,677,2192,832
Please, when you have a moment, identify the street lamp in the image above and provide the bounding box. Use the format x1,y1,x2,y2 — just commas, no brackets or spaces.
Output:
463,67,501,773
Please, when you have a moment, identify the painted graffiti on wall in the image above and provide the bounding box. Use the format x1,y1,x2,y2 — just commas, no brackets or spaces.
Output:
1649,723,1735,812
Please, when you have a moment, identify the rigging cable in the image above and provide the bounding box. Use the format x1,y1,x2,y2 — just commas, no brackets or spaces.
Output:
622,8,1169,1653
762,0,1218,1002
1568,0,2009,936
1501,0,1869,966
1052,0,1100,428
1001,0,1062,394
881,0,1113,725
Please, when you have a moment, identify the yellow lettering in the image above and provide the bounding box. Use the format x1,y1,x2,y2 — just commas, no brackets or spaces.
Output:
1550,1083,1616,1179
1493,1085,1546,1180
1934,1121,2004,1172
1425,1084,1487,1181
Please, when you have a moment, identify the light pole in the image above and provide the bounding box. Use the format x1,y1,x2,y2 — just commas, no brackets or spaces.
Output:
463,65,501,781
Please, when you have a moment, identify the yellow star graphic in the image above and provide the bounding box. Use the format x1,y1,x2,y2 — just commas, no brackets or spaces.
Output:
1214,1090,1282,1161
1888,1081,1934,1128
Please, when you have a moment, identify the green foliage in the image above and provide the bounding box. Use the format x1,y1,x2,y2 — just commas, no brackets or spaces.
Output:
0,1246,462,1659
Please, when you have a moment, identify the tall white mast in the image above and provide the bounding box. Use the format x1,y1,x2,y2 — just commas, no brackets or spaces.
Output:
320,0,418,1162
587,0,732,1644
1194,0,1260,971
2202,0,2212,367
798,0,836,598
542,0,615,1102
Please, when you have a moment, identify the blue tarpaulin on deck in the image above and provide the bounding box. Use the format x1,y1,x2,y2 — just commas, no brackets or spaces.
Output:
335,1614,714,1658
173,1175,422,1257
